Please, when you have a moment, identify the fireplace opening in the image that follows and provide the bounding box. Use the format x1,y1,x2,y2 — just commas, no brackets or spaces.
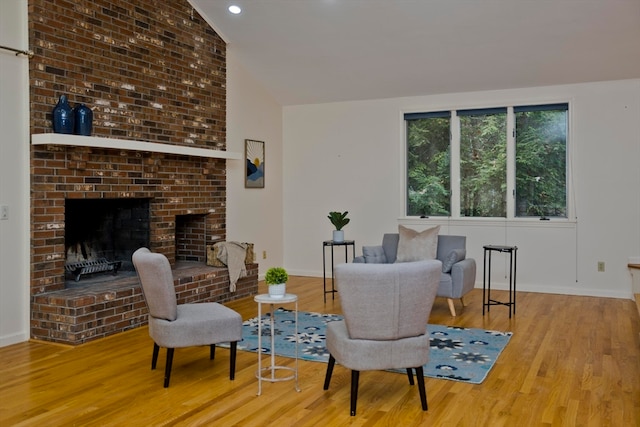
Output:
175,213,208,263
65,198,150,285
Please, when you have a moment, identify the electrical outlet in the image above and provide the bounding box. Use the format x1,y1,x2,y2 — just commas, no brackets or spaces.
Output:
0,205,8,220
262,250,267,259
597,261,605,272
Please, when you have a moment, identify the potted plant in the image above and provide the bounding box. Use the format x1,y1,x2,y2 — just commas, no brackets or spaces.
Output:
328,211,350,242
264,266,289,298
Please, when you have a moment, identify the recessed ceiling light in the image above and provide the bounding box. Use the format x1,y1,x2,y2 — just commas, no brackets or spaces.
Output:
228,5,241,14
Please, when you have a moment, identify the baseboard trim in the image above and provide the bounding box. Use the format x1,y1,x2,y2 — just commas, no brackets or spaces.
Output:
0,331,30,348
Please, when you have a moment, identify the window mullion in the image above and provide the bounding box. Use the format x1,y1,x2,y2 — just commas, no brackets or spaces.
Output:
450,111,461,218
506,107,515,219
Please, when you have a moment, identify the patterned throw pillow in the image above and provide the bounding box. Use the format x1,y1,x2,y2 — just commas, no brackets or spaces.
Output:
442,248,466,273
395,224,440,263
363,246,387,263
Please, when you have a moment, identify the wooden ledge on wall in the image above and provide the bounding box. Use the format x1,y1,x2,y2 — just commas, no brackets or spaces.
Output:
629,262,640,320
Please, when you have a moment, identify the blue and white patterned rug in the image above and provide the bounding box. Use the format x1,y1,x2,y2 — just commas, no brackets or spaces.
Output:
230,307,512,384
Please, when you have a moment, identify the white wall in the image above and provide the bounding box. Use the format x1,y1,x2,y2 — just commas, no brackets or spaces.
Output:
226,49,284,277
283,79,640,299
0,0,30,346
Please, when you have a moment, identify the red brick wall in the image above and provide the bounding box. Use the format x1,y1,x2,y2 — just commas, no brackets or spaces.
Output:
28,0,229,295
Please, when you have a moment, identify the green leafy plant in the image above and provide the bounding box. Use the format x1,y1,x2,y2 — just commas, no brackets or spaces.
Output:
264,267,288,285
328,211,350,230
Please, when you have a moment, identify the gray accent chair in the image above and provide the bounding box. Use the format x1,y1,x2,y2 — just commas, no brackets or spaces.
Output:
323,260,441,416
353,234,476,316
132,247,242,387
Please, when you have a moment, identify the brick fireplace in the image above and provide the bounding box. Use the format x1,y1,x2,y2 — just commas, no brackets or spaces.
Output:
28,0,258,344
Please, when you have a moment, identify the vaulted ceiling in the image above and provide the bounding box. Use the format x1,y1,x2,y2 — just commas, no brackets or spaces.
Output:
190,0,640,106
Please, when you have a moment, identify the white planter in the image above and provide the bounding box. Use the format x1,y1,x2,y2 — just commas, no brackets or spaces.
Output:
333,230,344,242
268,283,286,298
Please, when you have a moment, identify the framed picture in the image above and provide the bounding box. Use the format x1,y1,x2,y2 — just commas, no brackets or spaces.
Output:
245,139,265,188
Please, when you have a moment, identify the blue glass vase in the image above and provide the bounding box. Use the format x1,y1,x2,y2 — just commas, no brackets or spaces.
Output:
52,95,74,134
73,103,93,136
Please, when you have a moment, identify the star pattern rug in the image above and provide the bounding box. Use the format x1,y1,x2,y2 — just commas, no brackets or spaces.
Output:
230,307,512,384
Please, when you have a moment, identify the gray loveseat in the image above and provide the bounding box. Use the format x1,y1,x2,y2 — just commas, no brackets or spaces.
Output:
353,233,476,316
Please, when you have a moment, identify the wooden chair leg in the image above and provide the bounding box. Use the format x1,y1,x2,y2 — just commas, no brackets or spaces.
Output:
323,354,336,390
406,368,414,385
350,370,360,416
210,344,216,360
415,366,428,411
460,296,466,307
163,348,174,388
151,343,160,370
229,341,237,380
447,298,457,316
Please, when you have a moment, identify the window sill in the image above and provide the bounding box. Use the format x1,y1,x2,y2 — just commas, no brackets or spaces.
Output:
31,133,242,160
399,217,577,229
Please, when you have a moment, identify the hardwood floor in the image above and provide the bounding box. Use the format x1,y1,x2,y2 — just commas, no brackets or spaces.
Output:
2,276,639,426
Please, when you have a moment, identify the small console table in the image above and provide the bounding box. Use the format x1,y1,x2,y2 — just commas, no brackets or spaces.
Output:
483,245,518,318
254,293,300,395
322,240,355,303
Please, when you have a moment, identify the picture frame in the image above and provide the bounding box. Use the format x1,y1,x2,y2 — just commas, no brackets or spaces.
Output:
245,139,265,188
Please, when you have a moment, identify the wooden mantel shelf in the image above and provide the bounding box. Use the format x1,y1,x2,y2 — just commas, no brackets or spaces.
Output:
31,133,242,160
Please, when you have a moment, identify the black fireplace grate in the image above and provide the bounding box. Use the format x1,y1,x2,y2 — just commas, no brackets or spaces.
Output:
65,259,122,282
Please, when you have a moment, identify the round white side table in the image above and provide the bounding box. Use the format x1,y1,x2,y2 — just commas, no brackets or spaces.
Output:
254,293,300,395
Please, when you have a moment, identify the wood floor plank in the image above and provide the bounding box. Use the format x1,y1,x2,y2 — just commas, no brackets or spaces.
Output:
1,276,639,426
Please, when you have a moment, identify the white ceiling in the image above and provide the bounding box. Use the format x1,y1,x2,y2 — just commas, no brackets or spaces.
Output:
190,0,640,106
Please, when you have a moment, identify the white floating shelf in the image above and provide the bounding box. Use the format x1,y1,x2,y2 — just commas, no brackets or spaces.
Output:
31,133,241,160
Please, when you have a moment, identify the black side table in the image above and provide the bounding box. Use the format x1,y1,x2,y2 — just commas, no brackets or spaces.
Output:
483,245,518,318
322,240,355,303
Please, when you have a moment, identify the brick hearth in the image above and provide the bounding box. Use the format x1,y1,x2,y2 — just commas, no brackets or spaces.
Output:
31,263,258,345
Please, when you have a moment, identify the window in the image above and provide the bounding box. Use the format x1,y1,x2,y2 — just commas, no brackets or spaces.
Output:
405,112,451,216
458,108,507,217
405,103,568,219
515,104,568,218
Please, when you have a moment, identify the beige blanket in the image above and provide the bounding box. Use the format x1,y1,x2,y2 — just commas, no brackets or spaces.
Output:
215,241,248,292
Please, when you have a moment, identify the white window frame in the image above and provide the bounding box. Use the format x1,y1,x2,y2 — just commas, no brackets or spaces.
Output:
401,101,575,223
